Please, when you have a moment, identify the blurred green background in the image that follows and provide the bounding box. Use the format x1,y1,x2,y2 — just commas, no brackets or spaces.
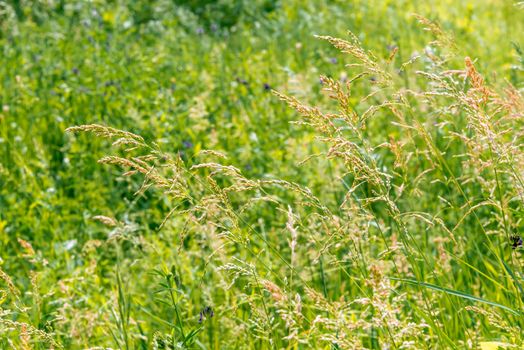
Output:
0,0,523,348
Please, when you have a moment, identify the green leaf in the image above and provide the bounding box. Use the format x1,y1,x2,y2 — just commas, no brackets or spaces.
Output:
394,278,521,315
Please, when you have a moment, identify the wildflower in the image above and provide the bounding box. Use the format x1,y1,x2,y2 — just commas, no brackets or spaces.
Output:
196,27,204,35
510,235,522,249
182,140,193,149
263,83,271,91
329,57,338,64
199,306,214,323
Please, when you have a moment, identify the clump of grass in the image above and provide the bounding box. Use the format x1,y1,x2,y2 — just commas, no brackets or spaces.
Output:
62,15,523,348
1,1,523,349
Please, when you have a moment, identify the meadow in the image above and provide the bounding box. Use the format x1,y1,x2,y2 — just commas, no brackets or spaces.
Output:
0,0,524,348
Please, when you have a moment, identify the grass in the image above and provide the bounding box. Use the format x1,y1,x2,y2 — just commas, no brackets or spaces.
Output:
0,0,523,348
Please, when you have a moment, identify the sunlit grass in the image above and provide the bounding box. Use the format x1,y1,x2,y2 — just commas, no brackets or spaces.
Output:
0,0,523,348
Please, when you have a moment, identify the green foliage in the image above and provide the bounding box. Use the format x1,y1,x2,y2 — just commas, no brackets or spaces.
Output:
172,0,279,29
0,0,523,349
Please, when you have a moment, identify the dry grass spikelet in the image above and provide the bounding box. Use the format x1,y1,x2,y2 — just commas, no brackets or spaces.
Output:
464,57,494,106
262,280,287,302
197,149,228,159
465,306,521,336
20,323,31,350
92,215,118,227
319,75,357,124
272,91,326,124
315,32,392,85
17,238,35,257
0,319,63,349
0,267,20,297
413,14,456,52
66,124,144,142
